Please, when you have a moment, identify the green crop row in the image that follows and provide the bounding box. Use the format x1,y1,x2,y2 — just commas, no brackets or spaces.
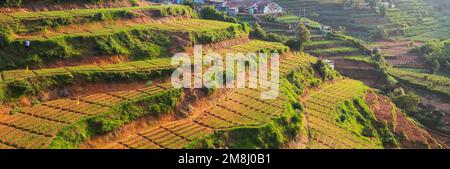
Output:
0,5,196,34
0,58,177,103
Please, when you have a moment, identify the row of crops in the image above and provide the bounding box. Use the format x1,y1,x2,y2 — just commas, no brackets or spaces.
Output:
111,87,288,149
0,5,194,27
0,40,294,83
225,40,289,54
0,83,174,148
388,68,450,96
304,32,366,60
302,79,382,149
0,58,174,83
110,120,213,149
17,19,240,40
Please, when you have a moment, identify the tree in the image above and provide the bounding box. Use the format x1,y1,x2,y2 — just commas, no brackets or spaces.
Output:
379,3,387,16
374,26,388,39
251,22,286,43
199,6,238,23
251,22,267,38
368,0,380,9
296,23,311,51
393,92,421,113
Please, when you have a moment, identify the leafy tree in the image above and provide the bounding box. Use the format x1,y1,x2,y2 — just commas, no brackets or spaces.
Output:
374,26,388,39
296,23,311,51
250,22,287,43
379,4,387,16
413,40,450,73
393,92,421,113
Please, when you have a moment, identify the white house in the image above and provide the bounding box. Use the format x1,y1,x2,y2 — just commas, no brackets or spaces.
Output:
323,59,335,70
227,7,239,16
224,0,283,14
320,25,332,33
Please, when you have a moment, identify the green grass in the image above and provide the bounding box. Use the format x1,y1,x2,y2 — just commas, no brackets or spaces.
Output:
1,5,194,23
344,55,374,64
309,47,361,56
389,68,450,96
0,58,176,83
277,14,301,24
228,40,289,54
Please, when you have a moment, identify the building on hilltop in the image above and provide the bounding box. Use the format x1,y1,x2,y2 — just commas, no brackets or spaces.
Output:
223,0,283,14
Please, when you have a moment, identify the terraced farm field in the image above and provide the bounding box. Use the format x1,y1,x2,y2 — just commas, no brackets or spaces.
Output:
388,68,450,96
0,83,177,148
302,79,382,149
223,40,289,54
0,5,195,33
0,58,175,83
0,0,447,152
15,19,242,40
106,53,317,149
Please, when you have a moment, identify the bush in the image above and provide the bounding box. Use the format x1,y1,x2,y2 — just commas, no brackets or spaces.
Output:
284,39,300,51
250,22,286,43
0,28,14,46
6,80,33,98
0,0,22,7
315,60,339,81
129,0,138,6
199,6,238,23
392,92,421,113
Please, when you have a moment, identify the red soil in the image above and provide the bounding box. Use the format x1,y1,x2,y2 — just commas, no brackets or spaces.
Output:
365,92,444,148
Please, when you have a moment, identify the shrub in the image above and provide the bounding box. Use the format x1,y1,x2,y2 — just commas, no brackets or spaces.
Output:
315,60,339,81
199,6,238,23
0,0,22,7
0,28,14,46
129,0,138,7
392,92,421,113
6,80,33,98
296,23,311,51
250,22,286,43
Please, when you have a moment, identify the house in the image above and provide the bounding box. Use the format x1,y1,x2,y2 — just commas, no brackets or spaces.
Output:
322,59,335,70
251,0,283,14
320,25,332,33
227,7,239,16
224,0,283,14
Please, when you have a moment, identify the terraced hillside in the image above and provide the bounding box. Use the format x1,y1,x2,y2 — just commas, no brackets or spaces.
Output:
301,79,441,148
0,0,445,150
302,80,382,148
105,51,318,149
275,0,448,41
0,83,179,148
0,5,250,70
276,0,403,39
304,28,386,87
